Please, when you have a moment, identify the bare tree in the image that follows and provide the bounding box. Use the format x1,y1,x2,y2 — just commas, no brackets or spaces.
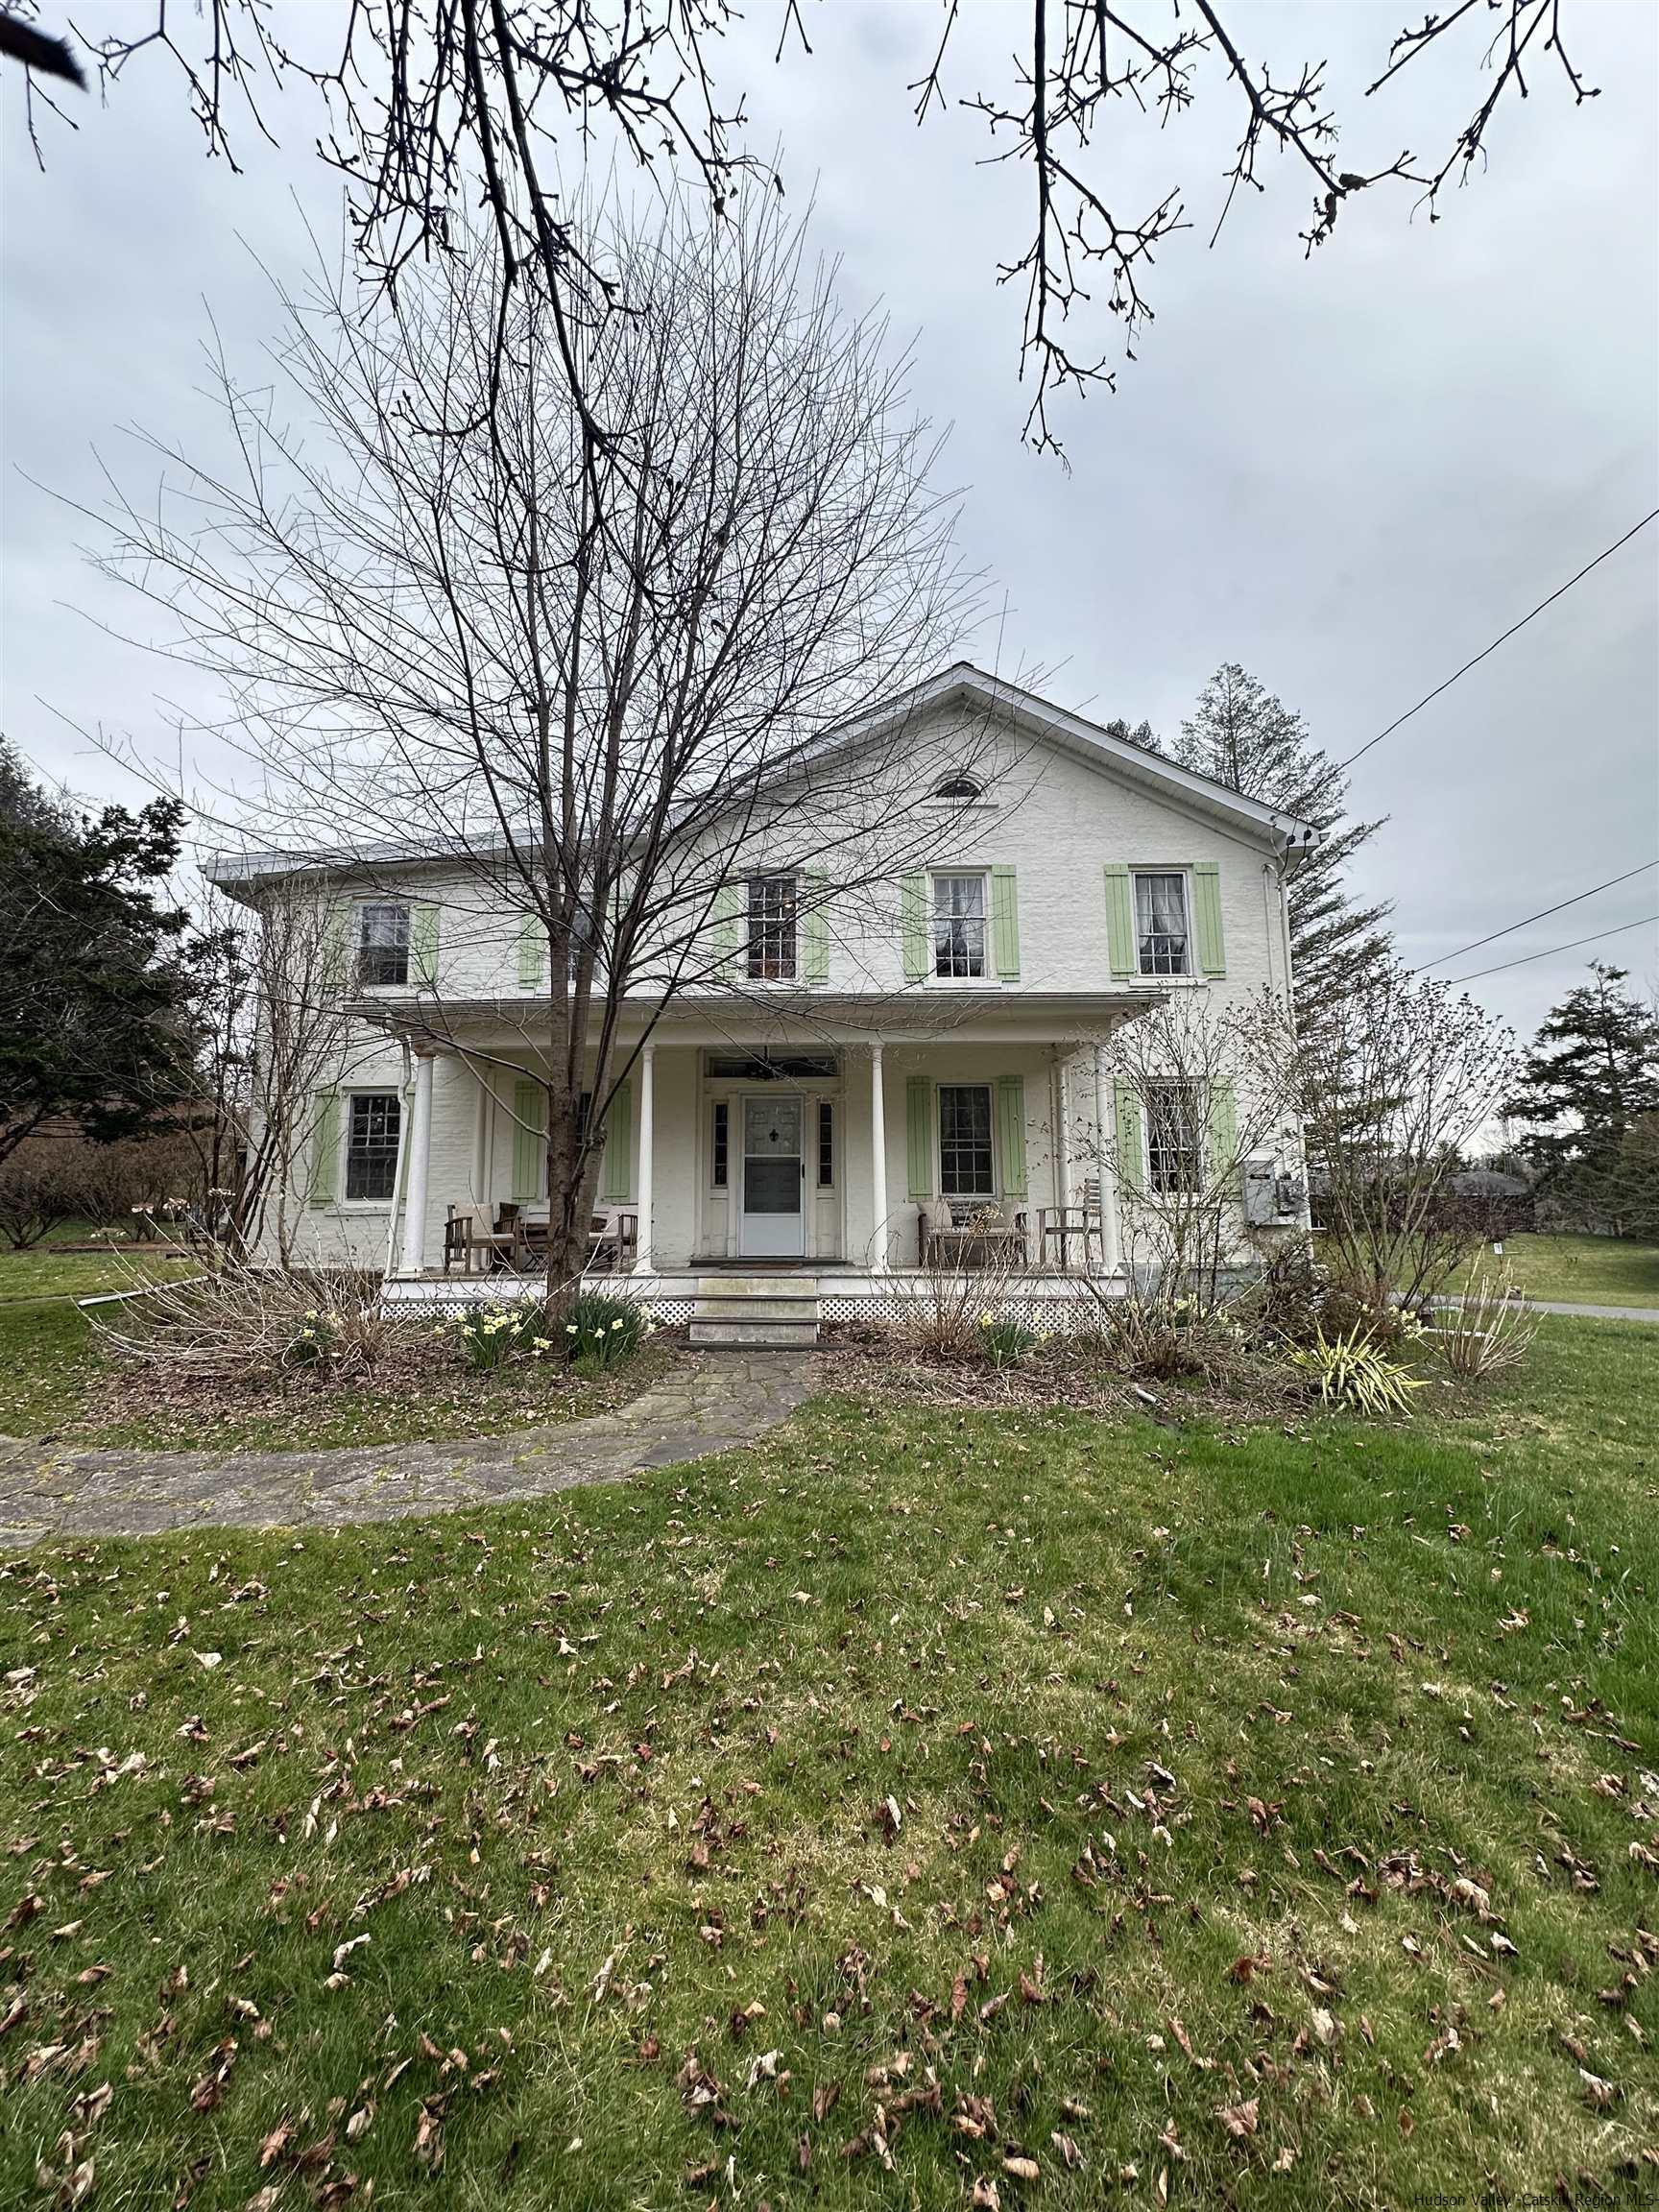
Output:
11,0,1604,450
1096,985,1300,1313
1300,963,1516,1309
89,193,983,1298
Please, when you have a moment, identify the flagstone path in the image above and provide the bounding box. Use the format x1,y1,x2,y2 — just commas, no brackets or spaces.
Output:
0,1351,818,1551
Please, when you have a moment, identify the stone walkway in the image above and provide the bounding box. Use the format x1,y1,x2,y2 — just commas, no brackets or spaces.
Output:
0,1351,819,1551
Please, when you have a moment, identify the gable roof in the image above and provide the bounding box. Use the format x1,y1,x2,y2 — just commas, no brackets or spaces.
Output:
818,662,1319,854
207,661,1318,896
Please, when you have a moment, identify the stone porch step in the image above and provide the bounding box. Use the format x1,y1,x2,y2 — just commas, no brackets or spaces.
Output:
688,1274,821,1349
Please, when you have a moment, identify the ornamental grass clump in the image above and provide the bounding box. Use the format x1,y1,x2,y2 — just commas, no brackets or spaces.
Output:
1431,1269,1537,1385
1287,1321,1426,1416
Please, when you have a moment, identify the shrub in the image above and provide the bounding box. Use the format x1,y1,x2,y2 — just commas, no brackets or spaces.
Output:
91,1264,390,1383
1430,1270,1536,1385
1287,1322,1425,1416
978,1313,1039,1368
561,1291,649,1370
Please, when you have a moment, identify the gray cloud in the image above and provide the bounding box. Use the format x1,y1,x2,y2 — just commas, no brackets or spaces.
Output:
4,0,1654,1043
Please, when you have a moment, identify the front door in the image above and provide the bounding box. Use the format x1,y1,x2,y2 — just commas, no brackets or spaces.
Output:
740,1094,805,1258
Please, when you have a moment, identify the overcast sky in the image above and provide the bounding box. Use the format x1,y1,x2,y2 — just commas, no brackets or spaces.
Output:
3,0,1655,1045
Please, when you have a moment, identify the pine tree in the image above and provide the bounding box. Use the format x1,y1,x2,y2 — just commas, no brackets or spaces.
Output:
1101,716,1162,753
1508,963,1659,1231
1172,663,1392,1036
0,738,198,1169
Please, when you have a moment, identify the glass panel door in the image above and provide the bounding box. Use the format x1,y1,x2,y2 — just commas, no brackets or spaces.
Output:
740,1095,805,1256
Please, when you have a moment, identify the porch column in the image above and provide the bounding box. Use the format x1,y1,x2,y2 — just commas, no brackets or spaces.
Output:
1093,1042,1121,1276
636,1042,656,1274
402,1047,435,1273
869,1041,889,1274
1054,1053,1072,1213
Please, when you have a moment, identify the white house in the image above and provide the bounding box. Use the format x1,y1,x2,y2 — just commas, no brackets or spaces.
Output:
212,665,1314,1335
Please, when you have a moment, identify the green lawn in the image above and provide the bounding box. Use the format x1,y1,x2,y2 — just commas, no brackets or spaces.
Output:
1450,1231,1659,1308
2,1317,1654,2209
0,1243,196,1306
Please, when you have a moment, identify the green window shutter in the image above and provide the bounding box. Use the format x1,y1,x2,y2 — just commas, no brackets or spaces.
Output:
901,874,929,983
1209,1077,1238,1191
803,873,830,985
1191,862,1226,977
997,1073,1027,1197
1114,1080,1144,1197
600,1078,633,1202
307,1092,340,1206
517,915,545,991
713,882,744,979
412,902,441,990
511,1077,543,1201
991,867,1021,980
1103,865,1135,979
905,1075,932,1200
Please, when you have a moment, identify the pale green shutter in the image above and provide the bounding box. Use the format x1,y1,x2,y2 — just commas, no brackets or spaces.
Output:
600,1079,633,1202
1114,1081,1144,1197
905,1075,932,1199
901,874,929,983
997,1074,1027,1197
512,1078,542,1200
1191,862,1226,977
803,873,830,985
1209,1077,1238,1192
323,902,351,993
307,1092,340,1206
412,902,441,990
991,867,1021,980
713,883,744,979
1103,865,1135,979
517,915,544,991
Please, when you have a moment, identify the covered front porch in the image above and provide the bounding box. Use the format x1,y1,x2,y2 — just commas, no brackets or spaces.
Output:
378,990,1152,1294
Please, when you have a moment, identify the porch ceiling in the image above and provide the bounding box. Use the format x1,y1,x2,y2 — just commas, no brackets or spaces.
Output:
347,986,1158,1050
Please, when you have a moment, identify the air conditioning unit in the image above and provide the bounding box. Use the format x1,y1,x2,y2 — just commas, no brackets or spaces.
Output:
1242,1156,1304,1226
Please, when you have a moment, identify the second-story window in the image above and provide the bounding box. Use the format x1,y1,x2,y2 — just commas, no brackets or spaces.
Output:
747,875,798,981
932,873,986,979
1134,872,1190,976
358,902,411,987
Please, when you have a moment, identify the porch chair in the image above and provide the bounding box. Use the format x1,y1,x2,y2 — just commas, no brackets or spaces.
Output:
917,1197,1030,1271
444,1202,517,1275
584,1208,640,1274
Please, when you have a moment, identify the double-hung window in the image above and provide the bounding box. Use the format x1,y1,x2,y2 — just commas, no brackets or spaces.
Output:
938,1083,995,1198
345,1092,401,1201
1134,872,1190,976
746,876,798,981
932,873,986,979
1145,1080,1202,1194
358,902,411,987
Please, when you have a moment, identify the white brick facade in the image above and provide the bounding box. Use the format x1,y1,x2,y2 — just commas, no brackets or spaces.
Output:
218,668,1310,1282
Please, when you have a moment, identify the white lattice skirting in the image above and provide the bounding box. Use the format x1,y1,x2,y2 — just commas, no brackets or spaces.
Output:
382,1271,1121,1333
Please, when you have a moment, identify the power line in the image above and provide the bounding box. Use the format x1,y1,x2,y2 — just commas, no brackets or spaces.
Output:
1441,913,1658,988
1336,508,1659,772
1411,859,1658,974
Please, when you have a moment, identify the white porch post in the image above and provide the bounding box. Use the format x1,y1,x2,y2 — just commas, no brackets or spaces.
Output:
636,1043,656,1274
1054,1053,1072,1213
402,1048,435,1274
869,1041,889,1274
1093,1042,1121,1276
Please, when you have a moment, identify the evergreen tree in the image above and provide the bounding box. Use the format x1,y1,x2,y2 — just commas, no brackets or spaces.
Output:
1508,963,1659,1231
1172,662,1392,1036
1101,716,1162,753
0,738,198,1169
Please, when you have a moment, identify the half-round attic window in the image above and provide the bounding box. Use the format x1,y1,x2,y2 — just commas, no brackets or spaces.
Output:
933,773,983,801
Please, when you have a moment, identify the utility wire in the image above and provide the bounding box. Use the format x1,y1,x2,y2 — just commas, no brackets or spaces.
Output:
1441,913,1658,988
1336,508,1659,771
1411,859,1658,974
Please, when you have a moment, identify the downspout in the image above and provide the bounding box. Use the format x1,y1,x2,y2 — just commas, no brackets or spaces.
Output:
383,1035,415,1285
